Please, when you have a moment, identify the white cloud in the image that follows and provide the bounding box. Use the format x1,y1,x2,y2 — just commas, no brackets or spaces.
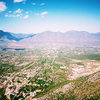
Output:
5,14,8,17
5,13,22,18
41,11,48,16
8,11,12,13
0,2,7,12
8,15,16,17
32,3,36,5
24,15,29,19
14,8,22,13
25,11,29,14
5,8,23,18
35,11,48,17
16,14,21,17
14,0,25,3
40,3,45,6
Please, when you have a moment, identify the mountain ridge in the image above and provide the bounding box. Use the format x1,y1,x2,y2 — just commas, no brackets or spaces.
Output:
1,30,100,48
0,30,36,41
13,30,100,48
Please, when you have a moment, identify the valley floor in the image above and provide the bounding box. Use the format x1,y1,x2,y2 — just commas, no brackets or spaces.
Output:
0,46,100,100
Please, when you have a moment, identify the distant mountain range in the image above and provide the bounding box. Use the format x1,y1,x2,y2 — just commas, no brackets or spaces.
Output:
0,30,18,41
16,30,100,48
11,33,36,40
0,30,100,48
0,30,36,41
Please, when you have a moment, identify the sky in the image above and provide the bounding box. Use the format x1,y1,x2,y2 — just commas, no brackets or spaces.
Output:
0,0,100,33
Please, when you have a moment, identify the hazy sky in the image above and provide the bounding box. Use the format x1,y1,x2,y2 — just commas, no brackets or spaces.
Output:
0,0,100,33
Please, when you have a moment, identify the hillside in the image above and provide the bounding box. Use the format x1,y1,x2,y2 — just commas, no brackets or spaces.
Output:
36,71,100,100
0,30,18,41
11,33,36,40
13,30,100,48
0,30,37,47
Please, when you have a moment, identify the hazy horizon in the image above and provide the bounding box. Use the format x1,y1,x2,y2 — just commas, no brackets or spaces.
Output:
1,29,100,34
